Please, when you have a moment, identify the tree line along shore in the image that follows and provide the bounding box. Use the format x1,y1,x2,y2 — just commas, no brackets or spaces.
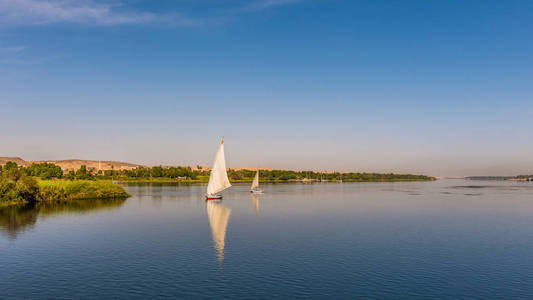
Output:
0,161,435,206
0,162,129,207
14,161,435,182
109,165,435,183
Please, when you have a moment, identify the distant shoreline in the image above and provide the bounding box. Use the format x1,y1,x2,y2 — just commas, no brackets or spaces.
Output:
117,178,435,184
0,157,436,182
465,176,533,182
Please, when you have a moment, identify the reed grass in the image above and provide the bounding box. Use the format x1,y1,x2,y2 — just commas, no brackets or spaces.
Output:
38,180,130,202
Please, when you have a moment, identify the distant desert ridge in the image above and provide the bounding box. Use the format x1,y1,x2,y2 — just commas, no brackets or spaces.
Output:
0,157,140,171
0,157,273,172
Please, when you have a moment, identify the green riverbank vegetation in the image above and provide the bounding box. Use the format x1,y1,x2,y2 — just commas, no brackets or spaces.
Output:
4,161,434,183
38,180,130,202
0,160,434,206
0,163,40,206
0,162,130,207
110,167,435,183
2,161,435,184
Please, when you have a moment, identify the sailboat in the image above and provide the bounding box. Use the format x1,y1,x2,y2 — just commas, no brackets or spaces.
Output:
206,139,232,200
250,170,263,194
206,200,231,263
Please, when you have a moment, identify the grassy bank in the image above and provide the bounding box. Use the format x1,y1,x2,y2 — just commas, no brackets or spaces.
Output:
0,167,130,207
38,180,130,202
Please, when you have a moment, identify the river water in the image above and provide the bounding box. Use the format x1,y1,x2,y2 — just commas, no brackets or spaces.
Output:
1,180,533,299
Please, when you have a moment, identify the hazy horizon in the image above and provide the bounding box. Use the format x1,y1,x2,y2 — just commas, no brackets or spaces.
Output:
1,0,532,177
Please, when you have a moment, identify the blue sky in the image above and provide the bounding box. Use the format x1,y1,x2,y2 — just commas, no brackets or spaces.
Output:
1,0,532,176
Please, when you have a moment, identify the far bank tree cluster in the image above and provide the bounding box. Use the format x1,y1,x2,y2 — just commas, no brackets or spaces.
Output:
0,161,435,182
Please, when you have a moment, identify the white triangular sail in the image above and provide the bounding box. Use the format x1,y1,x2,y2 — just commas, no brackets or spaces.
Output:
207,201,231,263
206,140,231,196
250,170,259,191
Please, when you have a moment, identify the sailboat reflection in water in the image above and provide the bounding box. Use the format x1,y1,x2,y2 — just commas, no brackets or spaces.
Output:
251,193,260,217
206,200,231,263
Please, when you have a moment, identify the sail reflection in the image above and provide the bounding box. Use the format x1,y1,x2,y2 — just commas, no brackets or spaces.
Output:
0,198,126,239
206,201,231,263
251,193,260,216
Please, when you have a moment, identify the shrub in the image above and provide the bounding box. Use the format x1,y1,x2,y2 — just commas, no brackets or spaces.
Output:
26,163,63,179
38,180,130,202
0,168,40,205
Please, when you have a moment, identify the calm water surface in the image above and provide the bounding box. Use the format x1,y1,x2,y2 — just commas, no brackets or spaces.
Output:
1,180,533,299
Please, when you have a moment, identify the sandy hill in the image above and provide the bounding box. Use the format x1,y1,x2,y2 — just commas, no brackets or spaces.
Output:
0,157,140,171
229,167,273,171
0,157,275,172
47,160,140,171
0,157,30,167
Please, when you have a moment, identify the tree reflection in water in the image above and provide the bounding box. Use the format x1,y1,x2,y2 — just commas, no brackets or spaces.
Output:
0,198,127,239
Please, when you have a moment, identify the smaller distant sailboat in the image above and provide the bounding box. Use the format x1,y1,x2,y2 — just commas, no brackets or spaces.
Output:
206,139,232,200
250,170,263,194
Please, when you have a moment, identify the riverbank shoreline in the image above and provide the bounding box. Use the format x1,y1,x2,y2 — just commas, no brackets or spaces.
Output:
0,172,130,207
1,160,434,206
117,178,436,184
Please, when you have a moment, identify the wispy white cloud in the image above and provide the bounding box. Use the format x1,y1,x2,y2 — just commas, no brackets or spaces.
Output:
0,0,197,26
241,0,303,12
0,45,31,64
0,0,306,27
0,45,28,53
0,45,60,65
0,55,62,65
0,58,31,64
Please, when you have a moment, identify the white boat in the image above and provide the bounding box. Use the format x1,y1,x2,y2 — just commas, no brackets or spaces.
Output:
250,170,263,194
206,139,232,200
206,200,231,263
